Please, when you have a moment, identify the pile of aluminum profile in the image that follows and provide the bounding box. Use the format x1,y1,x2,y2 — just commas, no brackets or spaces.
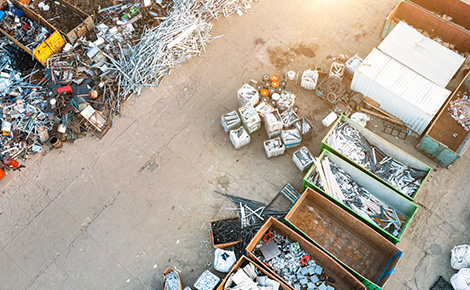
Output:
230,126,251,150
300,69,319,90
239,103,261,134
221,110,241,133
309,157,405,237
292,146,314,171
264,110,283,133
238,84,260,107
328,62,345,79
281,129,302,149
277,91,296,111
449,96,470,131
255,101,275,116
294,116,313,138
326,121,428,197
223,262,281,290
264,137,285,159
280,108,299,129
254,231,336,290
194,270,220,290
345,54,363,76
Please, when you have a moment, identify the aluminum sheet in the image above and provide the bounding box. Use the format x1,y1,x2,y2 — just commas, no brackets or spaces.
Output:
351,48,451,135
378,21,464,87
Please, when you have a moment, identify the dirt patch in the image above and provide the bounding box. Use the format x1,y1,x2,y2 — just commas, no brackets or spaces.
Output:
267,43,318,70
64,0,113,15
254,38,265,46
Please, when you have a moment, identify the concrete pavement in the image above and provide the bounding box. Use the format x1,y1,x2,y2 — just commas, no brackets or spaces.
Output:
0,0,469,289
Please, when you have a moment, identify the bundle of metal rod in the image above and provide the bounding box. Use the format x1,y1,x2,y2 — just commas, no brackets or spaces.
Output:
309,157,405,237
109,0,254,101
211,218,241,244
253,231,336,289
327,121,427,197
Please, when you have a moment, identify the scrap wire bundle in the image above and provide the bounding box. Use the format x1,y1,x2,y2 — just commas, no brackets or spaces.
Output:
449,96,470,131
326,122,427,197
309,157,406,237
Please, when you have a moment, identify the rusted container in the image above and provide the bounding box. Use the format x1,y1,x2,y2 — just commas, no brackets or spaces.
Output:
417,70,470,167
407,0,470,31
285,188,403,290
12,0,94,44
381,1,470,56
246,217,367,290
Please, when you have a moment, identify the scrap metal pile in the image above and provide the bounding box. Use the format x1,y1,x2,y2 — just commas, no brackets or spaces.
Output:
221,74,314,160
252,231,336,290
449,91,470,131
0,0,254,176
308,157,406,237
326,121,427,197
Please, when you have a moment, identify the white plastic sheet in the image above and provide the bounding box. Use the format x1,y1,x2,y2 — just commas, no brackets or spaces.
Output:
214,249,236,273
451,245,470,270
451,268,470,290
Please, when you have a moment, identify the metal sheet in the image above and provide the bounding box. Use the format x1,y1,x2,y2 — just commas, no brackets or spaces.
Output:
351,48,450,135
378,21,464,87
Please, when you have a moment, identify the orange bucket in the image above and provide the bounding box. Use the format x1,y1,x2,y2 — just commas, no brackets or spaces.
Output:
270,74,279,82
260,89,269,97
0,169,5,179
271,81,279,88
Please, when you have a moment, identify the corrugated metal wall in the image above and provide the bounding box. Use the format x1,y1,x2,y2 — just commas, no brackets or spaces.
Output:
351,48,450,135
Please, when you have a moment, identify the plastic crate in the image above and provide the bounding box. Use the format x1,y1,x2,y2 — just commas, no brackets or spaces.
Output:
294,116,314,138
221,111,241,133
229,126,250,150
280,108,299,129
281,129,302,149
264,109,283,132
292,146,314,171
264,137,285,158
237,84,260,107
239,104,261,134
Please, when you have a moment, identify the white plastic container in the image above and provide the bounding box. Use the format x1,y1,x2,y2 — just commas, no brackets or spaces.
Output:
229,126,251,150
221,111,241,133
300,69,319,90
293,146,314,171
263,110,283,133
239,104,261,134
322,112,338,127
264,137,285,158
237,84,260,107
281,129,302,149
345,54,363,76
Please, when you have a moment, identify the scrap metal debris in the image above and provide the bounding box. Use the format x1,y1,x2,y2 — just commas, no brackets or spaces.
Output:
449,95,470,131
253,231,336,289
309,157,406,237
0,0,256,176
326,121,427,197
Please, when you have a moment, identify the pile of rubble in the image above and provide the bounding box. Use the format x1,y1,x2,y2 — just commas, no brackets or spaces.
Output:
0,0,256,177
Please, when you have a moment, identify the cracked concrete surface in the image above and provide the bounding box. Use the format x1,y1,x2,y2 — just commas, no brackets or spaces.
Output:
1,0,469,289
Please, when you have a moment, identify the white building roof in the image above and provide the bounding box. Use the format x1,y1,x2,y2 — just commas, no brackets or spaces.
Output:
378,21,464,87
351,48,451,134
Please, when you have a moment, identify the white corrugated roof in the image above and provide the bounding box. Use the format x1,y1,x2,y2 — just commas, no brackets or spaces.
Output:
351,48,451,134
378,21,464,87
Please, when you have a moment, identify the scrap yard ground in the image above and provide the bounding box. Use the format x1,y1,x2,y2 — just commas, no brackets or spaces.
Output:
1,0,469,289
